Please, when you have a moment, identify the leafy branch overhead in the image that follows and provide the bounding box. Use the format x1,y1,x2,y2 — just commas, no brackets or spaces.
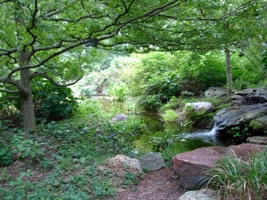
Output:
0,0,266,134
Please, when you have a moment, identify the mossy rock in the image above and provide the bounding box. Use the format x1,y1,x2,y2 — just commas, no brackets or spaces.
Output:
249,115,267,132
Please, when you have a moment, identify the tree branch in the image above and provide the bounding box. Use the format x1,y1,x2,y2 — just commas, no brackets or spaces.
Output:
0,88,20,94
25,0,38,47
97,0,184,41
0,77,28,95
29,71,82,87
0,48,18,56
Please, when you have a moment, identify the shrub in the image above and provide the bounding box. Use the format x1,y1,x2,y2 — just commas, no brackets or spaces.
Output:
183,105,214,127
159,96,181,111
0,92,20,118
108,83,128,102
137,95,162,111
12,132,44,163
205,150,267,200
32,79,78,122
162,109,178,122
0,144,13,166
178,51,226,91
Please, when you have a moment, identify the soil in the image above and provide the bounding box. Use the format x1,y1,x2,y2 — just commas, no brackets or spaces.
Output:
115,167,186,200
1,162,186,200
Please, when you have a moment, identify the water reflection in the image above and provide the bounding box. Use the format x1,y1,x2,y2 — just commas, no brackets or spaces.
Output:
97,98,228,158
133,113,228,158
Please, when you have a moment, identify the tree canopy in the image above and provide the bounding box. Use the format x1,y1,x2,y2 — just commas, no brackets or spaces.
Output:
0,0,266,135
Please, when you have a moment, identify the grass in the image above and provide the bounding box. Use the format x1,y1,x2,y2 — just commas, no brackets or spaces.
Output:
205,149,267,200
0,99,146,199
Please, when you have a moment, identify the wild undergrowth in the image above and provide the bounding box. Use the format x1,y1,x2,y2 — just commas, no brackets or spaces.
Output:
204,149,267,200
0,99,146,199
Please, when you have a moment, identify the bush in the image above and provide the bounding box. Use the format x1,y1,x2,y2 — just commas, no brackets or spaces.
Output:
32,79,78,122
205,150,267,200
137,95,163,111
162,109,178,122
108,83,128,102
183,105,214,127
178,51,226,91
0,92,20,118
12,132,44,163
0,144,13,166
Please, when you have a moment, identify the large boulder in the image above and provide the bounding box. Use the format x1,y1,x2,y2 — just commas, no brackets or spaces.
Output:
184,102,213,113
205,87,227,98
213,103,267,133
213,87,267,134
172,143,266,190
232,87,267,105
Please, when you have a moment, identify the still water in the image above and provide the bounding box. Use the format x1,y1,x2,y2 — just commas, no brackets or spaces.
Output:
132,113,227,158
98,98,227,158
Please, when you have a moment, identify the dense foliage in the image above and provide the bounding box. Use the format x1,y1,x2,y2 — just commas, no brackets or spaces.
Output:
205,150,267,200
0,1,267,199
0,0,266,134
0,100,145,198
77,49,266,111
32,79,78,122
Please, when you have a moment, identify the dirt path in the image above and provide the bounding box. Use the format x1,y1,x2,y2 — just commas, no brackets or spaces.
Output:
115,167,186,200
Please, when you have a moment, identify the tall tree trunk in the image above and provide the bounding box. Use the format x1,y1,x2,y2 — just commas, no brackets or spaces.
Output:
20,95,36,136
225,48,233,96
19,52,36,137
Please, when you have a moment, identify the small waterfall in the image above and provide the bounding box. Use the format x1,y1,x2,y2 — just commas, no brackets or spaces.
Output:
203,123,219,136
176,120,228,146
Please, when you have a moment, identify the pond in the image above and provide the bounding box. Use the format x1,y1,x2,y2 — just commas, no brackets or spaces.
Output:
132,113,228,159
97,97,228,159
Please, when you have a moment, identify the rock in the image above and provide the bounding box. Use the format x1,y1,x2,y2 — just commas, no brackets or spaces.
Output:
111,114,128,122
172,143,266,189
213,103,267,133
232,87,267,105
249,115,267,132
140,153,166,171
246,136,267,145
105,155,142,176
231,94,245,105
205,87,227,98
227,143,266,161
184,102,213,113
213,87,267,134
172,146,227,189
178,189,217,200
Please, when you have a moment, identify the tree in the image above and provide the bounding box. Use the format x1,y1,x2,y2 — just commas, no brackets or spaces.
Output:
1,0,266,136
0,0,185,136
122,0,267,95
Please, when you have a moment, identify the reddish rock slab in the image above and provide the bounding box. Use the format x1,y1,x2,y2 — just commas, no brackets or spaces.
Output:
228,143,266,161
172,143,266,190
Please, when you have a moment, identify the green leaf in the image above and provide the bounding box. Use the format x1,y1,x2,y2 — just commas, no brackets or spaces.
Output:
17,144,26,152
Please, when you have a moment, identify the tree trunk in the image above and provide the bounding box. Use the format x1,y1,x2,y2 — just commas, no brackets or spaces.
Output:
19,52,37,137
20,87,36,137
225,48,233,96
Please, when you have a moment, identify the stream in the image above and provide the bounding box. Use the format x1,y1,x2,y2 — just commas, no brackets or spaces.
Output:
98,97,228,158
